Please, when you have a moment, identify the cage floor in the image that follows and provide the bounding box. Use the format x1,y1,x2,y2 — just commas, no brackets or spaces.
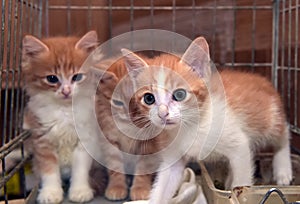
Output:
62,197,124,204
26,188,126,204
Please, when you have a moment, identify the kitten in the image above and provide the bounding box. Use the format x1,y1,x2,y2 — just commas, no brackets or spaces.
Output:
94,57,160,201
22,31,99,203
121,37,293,203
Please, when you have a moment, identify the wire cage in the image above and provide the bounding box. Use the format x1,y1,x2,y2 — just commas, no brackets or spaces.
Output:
0,0,299,203
1,0,46,203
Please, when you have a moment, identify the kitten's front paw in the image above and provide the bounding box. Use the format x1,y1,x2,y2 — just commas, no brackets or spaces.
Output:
37,187,64,204
130,185,151,201
105,184,128,201
68,185,94,202
275,171,292,185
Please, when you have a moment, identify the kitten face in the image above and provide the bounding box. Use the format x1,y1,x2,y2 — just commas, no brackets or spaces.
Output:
121,38,211,131
129,66,205,130
35,65,87,100
22,31,98,100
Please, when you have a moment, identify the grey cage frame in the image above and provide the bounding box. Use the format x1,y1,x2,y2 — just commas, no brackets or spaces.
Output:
274,0,300,138
0,0,299,203
0,0,46,203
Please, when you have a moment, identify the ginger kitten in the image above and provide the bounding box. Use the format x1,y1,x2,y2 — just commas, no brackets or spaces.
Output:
121,37,292,203
22,31,99,203
94,57,160,201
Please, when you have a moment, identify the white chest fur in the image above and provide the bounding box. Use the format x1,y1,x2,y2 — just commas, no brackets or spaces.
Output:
28,94,79,167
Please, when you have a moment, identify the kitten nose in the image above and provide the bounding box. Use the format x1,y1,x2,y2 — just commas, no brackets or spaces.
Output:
62,85,71,97
158,104,169,119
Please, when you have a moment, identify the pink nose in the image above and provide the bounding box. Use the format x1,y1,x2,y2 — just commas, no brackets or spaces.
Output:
62,86,71,97
158,104,169,119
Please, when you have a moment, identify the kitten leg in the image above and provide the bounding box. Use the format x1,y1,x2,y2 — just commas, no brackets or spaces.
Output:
38,171,64,204
226,139,253,188
130,156,158,200
102,142,127,200
105,170,128,200
273,126,292,185
37,160,64,203
35,141,63,204
130,174,153,200
104,148,128,200
68,143,94,202
149,158,186,204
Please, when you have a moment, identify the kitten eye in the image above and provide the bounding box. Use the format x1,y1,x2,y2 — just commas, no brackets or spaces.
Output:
46,75,59,84
143,93,155,105
112,99,124,106
72,73,84,82
172,89,187,102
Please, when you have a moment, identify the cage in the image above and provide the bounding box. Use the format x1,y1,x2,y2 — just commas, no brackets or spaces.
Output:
0,0,299,203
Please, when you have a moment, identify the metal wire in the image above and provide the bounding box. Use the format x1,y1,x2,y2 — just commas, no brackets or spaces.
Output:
272,0,280,89
231,0,237,69
108,0,112,39
280,0,286,100
67,0,71,35
48,5,273,11
287,0,292,122
275,0,300,134
251,0,257,73
259,188,289,204
0,0,43,201
211,0,217,62
294,0,299,128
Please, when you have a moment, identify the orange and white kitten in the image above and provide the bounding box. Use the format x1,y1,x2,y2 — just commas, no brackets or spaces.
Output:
121,37,292,203
94,58,160,201
22,31,99,203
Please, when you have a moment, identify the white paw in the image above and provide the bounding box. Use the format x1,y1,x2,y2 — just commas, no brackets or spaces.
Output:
68,185,94,202
37,186,64,204
275,171,292,185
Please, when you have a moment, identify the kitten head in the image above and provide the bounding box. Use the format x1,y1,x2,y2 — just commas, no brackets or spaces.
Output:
122,37,211,131
22,31,98,100
95,58,139,137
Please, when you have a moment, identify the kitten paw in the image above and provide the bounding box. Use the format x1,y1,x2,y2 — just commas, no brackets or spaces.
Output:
37,187,64,204
105,184,128,201
275,171,292,185
68,185,94,202
130,185,151,200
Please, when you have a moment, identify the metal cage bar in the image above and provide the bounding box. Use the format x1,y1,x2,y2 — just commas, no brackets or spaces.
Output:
294,0,299,129
0,0,45,202
275,0,300,135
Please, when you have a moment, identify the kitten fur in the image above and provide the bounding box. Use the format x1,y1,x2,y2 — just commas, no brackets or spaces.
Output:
94,56,161,201
22,31,102,203
121,37,292,204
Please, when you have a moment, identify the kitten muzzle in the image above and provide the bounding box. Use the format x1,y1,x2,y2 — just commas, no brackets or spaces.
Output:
158,104,169,119
62,85,71,97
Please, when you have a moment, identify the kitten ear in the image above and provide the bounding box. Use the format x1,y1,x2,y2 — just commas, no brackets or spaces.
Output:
75,30,98,52
180,37,211,80
121,48,148,79
22,35,49,56
90,65,118,84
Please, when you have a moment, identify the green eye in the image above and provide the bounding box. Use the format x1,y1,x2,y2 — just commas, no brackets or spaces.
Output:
46,75,59,84
143,93,155,105
172,89,187,101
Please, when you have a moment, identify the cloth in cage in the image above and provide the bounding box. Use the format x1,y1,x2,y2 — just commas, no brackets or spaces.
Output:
124,168,207,204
